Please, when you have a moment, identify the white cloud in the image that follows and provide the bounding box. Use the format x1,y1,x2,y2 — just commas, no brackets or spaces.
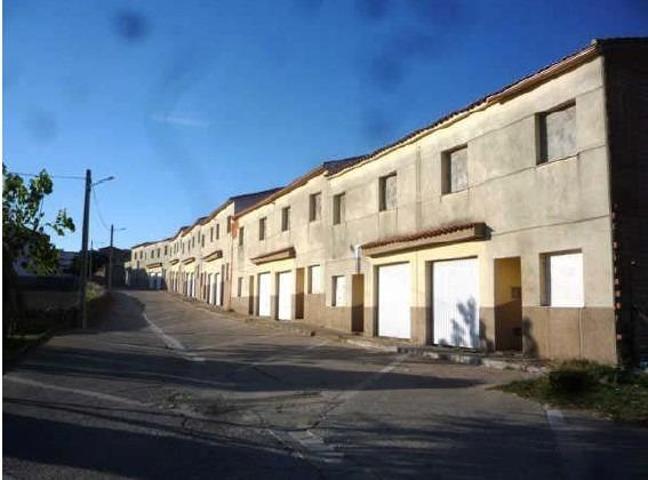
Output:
151,114,210,128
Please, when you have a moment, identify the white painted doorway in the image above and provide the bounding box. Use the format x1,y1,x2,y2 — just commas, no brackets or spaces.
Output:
258,272,271,316
377,263,411,339
277,271,293,321
213,272,221,306
433,257,480,348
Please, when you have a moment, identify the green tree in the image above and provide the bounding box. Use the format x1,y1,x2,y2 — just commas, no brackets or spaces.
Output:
3,165,75,334
3,165,75,273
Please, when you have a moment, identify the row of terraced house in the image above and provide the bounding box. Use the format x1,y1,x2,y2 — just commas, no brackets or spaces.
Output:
126,38,648,366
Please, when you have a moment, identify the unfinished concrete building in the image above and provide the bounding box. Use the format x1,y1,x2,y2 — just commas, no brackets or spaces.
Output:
126,38,648,366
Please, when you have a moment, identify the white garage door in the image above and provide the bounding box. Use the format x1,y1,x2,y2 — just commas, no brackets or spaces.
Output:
378,263,411,339
277,271,293,321
258,273,271,317
433,258,480,348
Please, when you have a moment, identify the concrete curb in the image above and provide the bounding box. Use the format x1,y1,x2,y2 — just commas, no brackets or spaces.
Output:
165,291,548,373
397,345,548,373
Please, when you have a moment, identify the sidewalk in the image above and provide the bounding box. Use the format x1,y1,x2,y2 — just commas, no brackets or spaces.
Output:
168,292,548,373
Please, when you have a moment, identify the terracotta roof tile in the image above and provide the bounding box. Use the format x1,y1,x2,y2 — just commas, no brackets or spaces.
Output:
362,223,486,250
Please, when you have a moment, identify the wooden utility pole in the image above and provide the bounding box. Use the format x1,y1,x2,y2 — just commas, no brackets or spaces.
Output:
89,240,94,281
78,169,91,329
108,224,114,290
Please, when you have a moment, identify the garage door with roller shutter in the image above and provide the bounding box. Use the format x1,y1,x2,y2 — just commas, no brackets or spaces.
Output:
258,272,271,317
277,271,293,321
378,263,411,339
433,257,480,348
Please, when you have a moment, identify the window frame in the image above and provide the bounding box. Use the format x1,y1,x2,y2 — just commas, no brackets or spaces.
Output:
308,265,321,294
541,250,584,307
259,217,267,241
442,145,468,194
536,100,577,165
332,275,347,307
333,192,345,225
281,206,291,232
379,172,397,211
309,192,322,222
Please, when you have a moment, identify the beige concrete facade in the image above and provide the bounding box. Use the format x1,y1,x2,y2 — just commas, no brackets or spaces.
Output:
125,39,648,365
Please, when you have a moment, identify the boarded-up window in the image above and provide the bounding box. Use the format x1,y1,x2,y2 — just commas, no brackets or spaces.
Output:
443,146,468,193
259,217,267,240
332,275,346,307
543,251,584,307
282,207,291,231
309,193,322,222
539,102,576,163
379,173,397,211
333,193,345,225
309,265,321,294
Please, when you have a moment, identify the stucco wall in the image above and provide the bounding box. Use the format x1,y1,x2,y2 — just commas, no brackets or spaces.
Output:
128,51,623,364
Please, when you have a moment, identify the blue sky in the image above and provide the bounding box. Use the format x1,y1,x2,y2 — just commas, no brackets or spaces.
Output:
5,0,648,251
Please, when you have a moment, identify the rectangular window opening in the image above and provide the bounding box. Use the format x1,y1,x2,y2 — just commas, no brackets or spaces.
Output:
538,101,576,164
541,250,584,307
259,217,267,241
309,193,322,222
442,146,468,194
332,275,347,307
333,193,345,225
308,265,321,294
282,207,291,231
379,173,397,211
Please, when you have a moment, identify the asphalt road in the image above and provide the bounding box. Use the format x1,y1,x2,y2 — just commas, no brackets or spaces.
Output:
4,290,648,479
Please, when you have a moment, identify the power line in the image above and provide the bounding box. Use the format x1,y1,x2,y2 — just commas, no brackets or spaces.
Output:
6,170,86,180
91,186,111,232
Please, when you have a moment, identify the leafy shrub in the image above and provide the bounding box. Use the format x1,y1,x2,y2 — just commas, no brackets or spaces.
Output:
549,368,594,394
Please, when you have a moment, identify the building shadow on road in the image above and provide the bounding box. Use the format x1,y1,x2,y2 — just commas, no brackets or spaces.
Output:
5,291,648,479
2,409,317,479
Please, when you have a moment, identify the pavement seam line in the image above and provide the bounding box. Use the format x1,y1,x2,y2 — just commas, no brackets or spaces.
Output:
142,312,207,362
4,375,151,408
229,338,330,377
311,354,409,430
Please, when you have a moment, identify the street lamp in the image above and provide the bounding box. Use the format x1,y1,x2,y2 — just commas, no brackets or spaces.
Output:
79,171,115,328
93,176,116,187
